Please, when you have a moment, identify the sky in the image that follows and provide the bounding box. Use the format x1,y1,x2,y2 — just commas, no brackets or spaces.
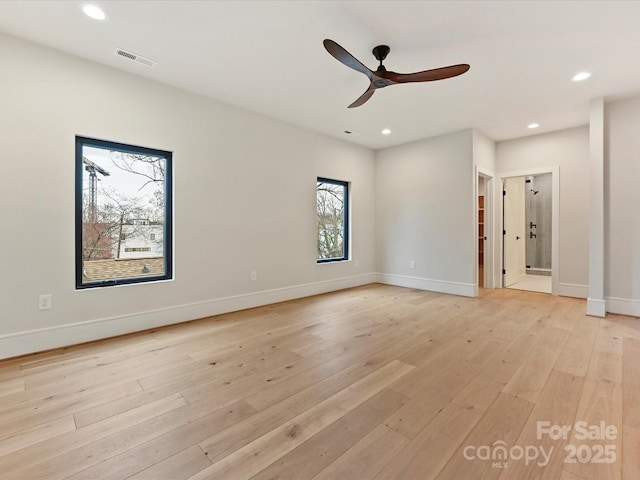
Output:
82,145,164,210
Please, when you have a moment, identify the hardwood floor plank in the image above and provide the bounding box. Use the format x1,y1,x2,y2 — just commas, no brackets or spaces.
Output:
397,307,491,367
434,393,534,480
289,334,336,357
388,331,501,399
191,360,414,480
0,380,142,440
21,345,193,392
127,445,212,480
623,317,640,340
623,424,640,480
373,402,481,480
623,337,640,386
593,318,624,355
587,350,622,383
1,393,188,479
65,399,256,480
10,334,156,375
139,347,301,396
383,383,452,439
0,378,24,397
554,315,599,378
249,388,407,480
623,380,640,430
474,320,547,386
311,424,409,480
558,468,587,479
199,341,412,465
498,370,585,480
563,378,623,480
0,354,193,415
385,338,506,438
452,374,506,415
73,387,173,428
0,414,76,457
502,327,570,403
243,332,412,412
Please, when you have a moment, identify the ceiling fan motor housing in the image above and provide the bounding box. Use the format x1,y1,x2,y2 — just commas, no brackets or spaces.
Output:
372,45,390,62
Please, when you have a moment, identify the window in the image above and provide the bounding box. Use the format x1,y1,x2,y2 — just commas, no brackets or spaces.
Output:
317,177,349,262
75,136,173,288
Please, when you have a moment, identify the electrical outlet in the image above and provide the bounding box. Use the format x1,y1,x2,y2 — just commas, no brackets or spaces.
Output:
409,260,416,269
39,294,52,310
354,259,359,268
250,271,257,281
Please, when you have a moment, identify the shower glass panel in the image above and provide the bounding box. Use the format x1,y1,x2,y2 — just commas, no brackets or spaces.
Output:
525,173,552,271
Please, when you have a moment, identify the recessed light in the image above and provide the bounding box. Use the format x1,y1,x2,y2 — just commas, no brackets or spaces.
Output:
572,72,591,82
528,123,540,129
83,5,107,20
381,129,391,135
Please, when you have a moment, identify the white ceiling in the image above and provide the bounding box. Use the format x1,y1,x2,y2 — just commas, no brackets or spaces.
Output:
1,0,639,149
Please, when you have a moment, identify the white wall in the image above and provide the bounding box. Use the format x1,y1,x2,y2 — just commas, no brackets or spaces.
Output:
496,126,590,298
473,129,496,173
604,96,640,315
0,34,377,358
375,129,475,296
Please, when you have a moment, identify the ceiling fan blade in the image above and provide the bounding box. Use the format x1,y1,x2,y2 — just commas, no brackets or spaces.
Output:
386,64,470,83
348,85,376,108
323,39,374,80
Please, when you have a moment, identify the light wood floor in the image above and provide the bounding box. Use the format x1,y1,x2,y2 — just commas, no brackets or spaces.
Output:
1,284,639,479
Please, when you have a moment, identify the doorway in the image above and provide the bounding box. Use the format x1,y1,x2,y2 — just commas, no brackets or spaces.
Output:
476,170,493,291
502,170,556,294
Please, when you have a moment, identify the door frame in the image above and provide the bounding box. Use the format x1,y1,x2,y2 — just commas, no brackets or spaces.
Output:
498,166,560,295
475,167,495,293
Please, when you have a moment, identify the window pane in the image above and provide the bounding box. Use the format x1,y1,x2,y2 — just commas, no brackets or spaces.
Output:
76,137,172,288
317,178,348,262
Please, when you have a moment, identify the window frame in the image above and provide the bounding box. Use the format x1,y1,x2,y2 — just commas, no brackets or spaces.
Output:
75,136,173,289
316,177,350,264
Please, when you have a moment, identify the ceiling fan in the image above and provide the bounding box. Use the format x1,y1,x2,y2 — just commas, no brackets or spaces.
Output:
323,39,470,108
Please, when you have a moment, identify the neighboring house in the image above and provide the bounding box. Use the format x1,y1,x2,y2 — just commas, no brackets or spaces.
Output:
117,219,164,259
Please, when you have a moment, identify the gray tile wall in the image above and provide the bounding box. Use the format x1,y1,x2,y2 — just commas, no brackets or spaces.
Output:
525,173,552,269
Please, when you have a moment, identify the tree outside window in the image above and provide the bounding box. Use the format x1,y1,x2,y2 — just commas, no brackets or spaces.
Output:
317,178,349,262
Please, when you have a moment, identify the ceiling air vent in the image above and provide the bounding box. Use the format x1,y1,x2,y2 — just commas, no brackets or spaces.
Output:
114,48,157,68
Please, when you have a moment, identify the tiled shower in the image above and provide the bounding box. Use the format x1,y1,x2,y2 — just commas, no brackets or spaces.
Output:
525,173,552,274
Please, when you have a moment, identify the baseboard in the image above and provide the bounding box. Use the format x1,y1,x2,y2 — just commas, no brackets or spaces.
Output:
376,273,476,297
586,297,606,317
0,273,378,360
557,283,589,299
606,296,640,317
